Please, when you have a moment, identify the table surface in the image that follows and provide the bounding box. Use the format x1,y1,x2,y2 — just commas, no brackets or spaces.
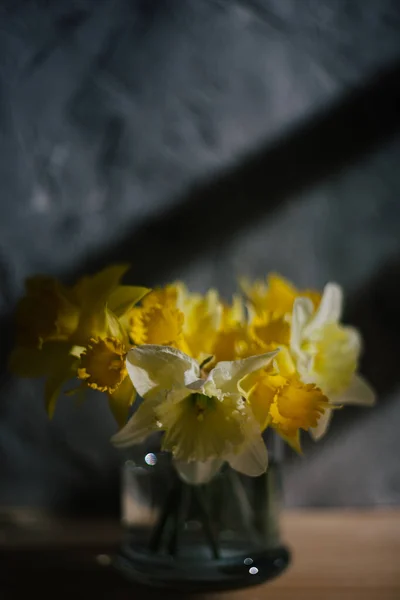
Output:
0,508,399,599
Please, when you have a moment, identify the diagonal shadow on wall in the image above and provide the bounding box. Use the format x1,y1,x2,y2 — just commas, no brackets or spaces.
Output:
77,59,400,285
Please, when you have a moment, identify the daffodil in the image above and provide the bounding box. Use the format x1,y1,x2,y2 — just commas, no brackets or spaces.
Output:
241,347,330,452
74,279,150,426
290,283,375,439
128,285,186,350
112,345,279,484
220,294,246,330
241,273,321,318
176,284,223,361
248,311,290,348
69,264,149,345
76,309,135,427
211,325,256,363
211,293,290,364
10,265,149,421
210,295,261,363
13,275,79,350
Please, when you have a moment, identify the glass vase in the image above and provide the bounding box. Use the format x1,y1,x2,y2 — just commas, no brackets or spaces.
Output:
114,432,290,592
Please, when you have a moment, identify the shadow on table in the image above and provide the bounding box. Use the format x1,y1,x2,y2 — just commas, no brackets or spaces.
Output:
0,546,205,599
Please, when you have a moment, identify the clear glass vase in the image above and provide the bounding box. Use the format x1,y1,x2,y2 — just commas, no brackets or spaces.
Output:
114,432,290,592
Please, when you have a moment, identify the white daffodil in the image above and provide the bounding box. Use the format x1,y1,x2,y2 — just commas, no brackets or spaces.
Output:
111,344,278,484
290,283,375,440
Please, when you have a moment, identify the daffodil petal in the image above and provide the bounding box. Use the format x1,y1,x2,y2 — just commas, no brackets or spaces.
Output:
108,376,136,428
76,265,130,305
280,429,302,454
72,265,131,343
206,350,279,395
105,307,128,343
185,378,207,392
111,396,162,447
174,458,224,485
290,297,313,356
227,433,268,477
107,286,150,317
332,374,376,407
230,294,245,325
310,408,333,441
126,345,199,398
303,283,343,336
45,355,78,418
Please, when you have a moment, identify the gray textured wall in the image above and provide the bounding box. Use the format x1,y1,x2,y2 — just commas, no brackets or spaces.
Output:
1,0,400,512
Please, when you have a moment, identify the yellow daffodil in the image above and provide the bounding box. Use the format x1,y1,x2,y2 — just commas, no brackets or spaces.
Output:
10,265,149,421
128,284,186,350
13,275,79,350
69,264,148,345
176,284,223,361
241,273,321,318
241,347,330,452
290,283,375,439
76,316,135,427
9,266,376,464
220,294,246,330
211,294,289,364
112,345,279,483
211,326,256,363
129,302,185,348
248,311,290,348
210,295,261,363
75,288,148,426
79,336,127,393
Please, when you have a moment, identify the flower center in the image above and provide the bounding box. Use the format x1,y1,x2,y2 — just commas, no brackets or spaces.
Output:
78,337,127,393
270,379,328,434
191,393,216,420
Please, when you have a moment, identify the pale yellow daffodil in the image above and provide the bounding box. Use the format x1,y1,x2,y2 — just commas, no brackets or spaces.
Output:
111,345,279,484
290,283,376,439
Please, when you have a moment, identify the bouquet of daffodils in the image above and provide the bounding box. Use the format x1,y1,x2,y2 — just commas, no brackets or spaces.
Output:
10,265,375,485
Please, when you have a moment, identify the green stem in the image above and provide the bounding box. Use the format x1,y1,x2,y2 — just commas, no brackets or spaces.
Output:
148,479,181,553
192,486,220,560
227,469,258,543
167,483,191,556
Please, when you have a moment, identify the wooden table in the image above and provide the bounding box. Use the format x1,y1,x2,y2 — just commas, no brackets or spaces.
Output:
0,509,399,599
